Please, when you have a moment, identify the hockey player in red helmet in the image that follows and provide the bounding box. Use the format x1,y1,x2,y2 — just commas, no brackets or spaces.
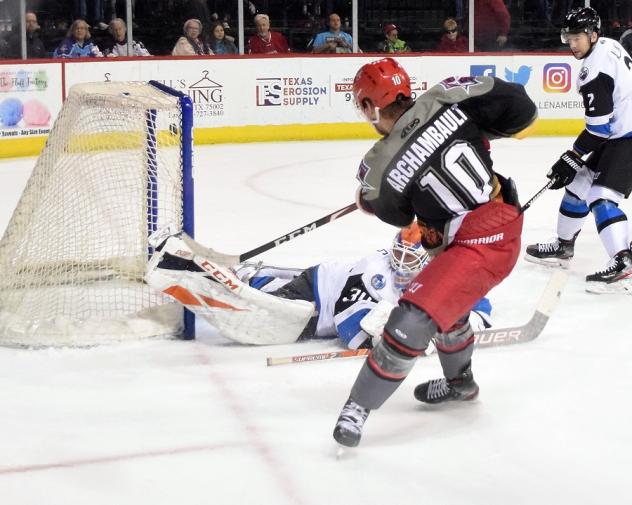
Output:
333,58,538,448
352,57,411,132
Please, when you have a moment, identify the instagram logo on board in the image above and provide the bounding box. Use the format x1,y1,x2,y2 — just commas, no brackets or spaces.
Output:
543,63,572,93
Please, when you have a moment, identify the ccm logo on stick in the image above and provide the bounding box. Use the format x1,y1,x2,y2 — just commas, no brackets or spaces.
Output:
274,224,317,245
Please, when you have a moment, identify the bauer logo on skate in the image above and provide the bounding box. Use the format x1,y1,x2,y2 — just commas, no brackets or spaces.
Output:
387,107,467,192
455,233,504,245
255,77,328,107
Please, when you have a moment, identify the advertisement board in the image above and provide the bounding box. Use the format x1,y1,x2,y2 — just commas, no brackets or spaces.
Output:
0,63,62,140
1,53,586,157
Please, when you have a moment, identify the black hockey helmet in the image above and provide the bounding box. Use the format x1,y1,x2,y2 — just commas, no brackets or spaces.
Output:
561,7,601,43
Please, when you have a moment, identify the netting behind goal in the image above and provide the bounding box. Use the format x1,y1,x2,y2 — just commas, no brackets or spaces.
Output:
0,81,194,347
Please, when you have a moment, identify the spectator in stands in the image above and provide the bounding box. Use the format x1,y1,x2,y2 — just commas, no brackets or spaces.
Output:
248,14,289,54
4,11,48,59
172,18,214,56
312,12,353,53
474,0,510,51
24,11,47,58
435,17,468,52
53,19,103,58
378,23,410,53
104,18,150,57
209,21,238,54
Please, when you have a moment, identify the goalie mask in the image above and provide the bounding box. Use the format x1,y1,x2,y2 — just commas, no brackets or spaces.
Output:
390,221,429,291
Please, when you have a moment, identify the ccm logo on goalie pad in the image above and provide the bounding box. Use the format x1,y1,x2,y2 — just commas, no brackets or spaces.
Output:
198,260,240,290
274,224,317,246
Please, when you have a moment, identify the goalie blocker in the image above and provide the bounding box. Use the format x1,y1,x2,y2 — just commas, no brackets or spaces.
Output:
145,227,314,345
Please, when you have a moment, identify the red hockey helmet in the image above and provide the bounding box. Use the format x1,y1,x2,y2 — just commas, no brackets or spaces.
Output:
352,57,411,111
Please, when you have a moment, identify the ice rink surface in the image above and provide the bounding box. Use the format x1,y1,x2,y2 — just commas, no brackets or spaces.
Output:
0,137,630,505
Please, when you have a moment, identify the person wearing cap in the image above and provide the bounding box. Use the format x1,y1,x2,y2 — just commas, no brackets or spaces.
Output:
378,23,410,53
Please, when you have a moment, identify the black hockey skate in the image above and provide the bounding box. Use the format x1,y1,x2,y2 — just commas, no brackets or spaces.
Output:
414,366,479,404
524,235,577,268
333,397,370,448
585,249,632,294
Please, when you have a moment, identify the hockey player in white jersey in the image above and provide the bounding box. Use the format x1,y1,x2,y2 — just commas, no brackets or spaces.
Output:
234,222,493,350
525,7,632,293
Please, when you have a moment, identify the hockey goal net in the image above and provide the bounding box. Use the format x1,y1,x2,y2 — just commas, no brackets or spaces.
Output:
0,81,194,347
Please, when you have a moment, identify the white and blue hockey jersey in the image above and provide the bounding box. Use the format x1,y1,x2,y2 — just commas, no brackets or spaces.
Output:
574,37,632,153
241,250,492,349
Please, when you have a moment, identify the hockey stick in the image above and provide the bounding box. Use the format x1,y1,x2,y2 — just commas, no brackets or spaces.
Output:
266,348,370,366
473,270,567,348
201,203,358,265
265,271,567,366
520,179,555,213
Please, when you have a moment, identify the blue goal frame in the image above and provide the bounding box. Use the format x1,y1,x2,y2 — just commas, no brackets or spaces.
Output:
147,80,195,340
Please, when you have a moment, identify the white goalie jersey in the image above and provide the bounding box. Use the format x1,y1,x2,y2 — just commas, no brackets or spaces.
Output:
239,250,399,348
315,250,401,348
241,250,492,349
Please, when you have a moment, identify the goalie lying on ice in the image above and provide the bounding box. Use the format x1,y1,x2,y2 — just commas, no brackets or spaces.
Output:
145,222,492,347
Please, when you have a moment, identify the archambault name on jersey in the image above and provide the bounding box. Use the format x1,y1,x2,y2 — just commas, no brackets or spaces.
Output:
387,106,468,193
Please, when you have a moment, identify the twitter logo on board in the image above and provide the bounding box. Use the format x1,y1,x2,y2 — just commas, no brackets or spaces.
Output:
504,65,532,86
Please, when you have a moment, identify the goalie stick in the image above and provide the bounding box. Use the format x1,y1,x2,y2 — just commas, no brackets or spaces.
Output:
265,271,567,366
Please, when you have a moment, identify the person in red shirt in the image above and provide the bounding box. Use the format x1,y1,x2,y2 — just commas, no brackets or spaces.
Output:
248,13,289,54
435,18,468,53
474,0,510,51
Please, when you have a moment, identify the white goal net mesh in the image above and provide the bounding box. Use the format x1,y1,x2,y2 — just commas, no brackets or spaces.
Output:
0,82,189,347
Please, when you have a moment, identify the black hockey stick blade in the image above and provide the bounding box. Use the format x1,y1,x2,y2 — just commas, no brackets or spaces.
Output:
473,271,567,349
203,203,358,265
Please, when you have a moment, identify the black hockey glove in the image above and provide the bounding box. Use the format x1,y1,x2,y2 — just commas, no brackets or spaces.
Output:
547,150,583,190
